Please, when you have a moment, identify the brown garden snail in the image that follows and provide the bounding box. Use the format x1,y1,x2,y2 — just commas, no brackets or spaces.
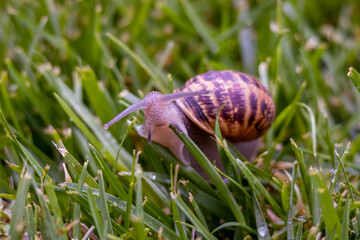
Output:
104,70,275,174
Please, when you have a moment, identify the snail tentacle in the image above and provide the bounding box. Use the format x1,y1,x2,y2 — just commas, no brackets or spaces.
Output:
103,99,147,129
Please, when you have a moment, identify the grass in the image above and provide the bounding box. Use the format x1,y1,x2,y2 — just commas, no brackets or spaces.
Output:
1,0,360,239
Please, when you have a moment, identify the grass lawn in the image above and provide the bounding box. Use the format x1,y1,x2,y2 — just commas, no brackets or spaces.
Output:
1,0,360,239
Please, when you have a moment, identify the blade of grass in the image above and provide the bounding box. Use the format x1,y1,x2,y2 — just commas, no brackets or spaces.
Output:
64,184,180,240
9,170,32,240
53,141,98,188
296,103,317,158
77,67,116,124
133,163,145,240
24,204,37,240
170,164,187,240
87,187,105,239
53,92,129,170
44,178,67,240
171,192,217,240
180,0,217,52
340,198,350,240
6,60,52,125
98,170,114,236
89,144,127,199
169,124,246,225
221,140,286,220
309,169,341,237
287,162,298,240
253,193,271,240
0,71,23,135
73,161,89,240
0,110,44,177
348,67,360,93
106,32,167,92
31,177,60,240
124,150,137,231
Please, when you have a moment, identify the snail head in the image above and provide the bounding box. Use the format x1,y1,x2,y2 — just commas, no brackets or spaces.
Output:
104,90,211,143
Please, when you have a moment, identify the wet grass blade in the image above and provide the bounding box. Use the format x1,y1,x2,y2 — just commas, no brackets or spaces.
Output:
287,162,298,240
253,193,271,240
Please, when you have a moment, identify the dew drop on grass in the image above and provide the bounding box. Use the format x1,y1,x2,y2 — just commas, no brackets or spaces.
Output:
298,215,307,222
258,224,268,237
113,202,118,207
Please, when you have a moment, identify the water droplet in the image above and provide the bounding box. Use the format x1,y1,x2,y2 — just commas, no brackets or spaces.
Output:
258,225,268,237
113,202,118,207
152,174,156,180
298,215,307,222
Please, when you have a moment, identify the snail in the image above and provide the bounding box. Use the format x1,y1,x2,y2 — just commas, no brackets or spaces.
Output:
104,70,275,175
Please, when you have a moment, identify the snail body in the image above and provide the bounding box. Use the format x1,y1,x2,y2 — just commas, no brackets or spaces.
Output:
104,70,275,172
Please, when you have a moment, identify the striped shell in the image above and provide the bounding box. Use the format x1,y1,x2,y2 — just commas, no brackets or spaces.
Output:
175,70,275,141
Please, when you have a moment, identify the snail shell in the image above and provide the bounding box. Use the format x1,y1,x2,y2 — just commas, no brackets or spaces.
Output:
175,70,275,141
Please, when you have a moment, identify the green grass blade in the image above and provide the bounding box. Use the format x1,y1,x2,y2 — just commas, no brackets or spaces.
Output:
89,144,127,199
0,111,44,177
53,92,129,170
253,193,271,240
348,67,360,93
0,71,23,135
287,162,298,240
106,32,167,92
65,184,180,240
98,170,114,236
189,192,208,231
124,150,137,231
78,67,116,124
53,142,98,188
133,163,145,240
222,141,286,219
296,103,317,158
73,161,89,239
24,204,37,240
179,0,216,52
295,218,304,240
87,187,105,239
171,193,217,240
340,198,350,240
9,171,32,240
31,178,60,240
309,169,340,237
169,124,246,224
44,179,67,240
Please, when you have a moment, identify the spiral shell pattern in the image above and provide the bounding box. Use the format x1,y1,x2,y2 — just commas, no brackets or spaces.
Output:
175,70,275,141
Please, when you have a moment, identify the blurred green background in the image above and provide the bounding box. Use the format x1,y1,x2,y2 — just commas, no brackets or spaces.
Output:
1,0,360,239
